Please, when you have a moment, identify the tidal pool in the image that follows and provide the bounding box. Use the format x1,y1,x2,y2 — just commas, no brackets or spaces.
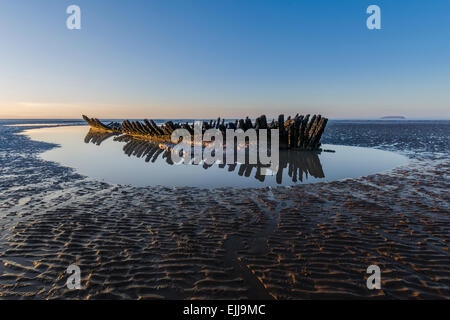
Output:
23,126,409,188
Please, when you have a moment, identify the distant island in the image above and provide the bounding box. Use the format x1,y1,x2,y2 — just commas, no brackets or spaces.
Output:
380,116,406,120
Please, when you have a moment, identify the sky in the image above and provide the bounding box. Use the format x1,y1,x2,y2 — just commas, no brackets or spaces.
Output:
0,0,449,119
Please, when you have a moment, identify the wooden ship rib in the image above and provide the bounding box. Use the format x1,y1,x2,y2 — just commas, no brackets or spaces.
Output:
82,113,328,150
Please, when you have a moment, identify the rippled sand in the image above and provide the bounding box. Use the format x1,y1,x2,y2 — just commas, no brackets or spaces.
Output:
0,120,448,299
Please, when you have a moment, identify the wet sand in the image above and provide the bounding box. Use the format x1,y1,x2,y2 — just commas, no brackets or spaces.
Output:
0,120,449,299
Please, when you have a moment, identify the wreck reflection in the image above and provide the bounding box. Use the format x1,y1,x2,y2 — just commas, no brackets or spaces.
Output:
84,129,325,185
84,129,119,145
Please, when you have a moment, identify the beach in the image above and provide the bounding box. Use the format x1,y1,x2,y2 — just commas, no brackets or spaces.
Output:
0,120,448,299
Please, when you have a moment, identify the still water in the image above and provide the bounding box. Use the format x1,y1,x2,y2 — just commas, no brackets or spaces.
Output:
23,126,408,188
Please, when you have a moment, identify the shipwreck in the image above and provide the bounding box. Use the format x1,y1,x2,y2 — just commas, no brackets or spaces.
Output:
82,113,328,150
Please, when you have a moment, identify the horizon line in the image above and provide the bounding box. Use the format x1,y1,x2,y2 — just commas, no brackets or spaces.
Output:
1,117,450,121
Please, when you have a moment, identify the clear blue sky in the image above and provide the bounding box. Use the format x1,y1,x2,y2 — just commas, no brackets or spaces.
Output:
0,0,449,119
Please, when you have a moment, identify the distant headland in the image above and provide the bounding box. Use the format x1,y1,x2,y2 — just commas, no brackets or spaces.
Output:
380,116,406,120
